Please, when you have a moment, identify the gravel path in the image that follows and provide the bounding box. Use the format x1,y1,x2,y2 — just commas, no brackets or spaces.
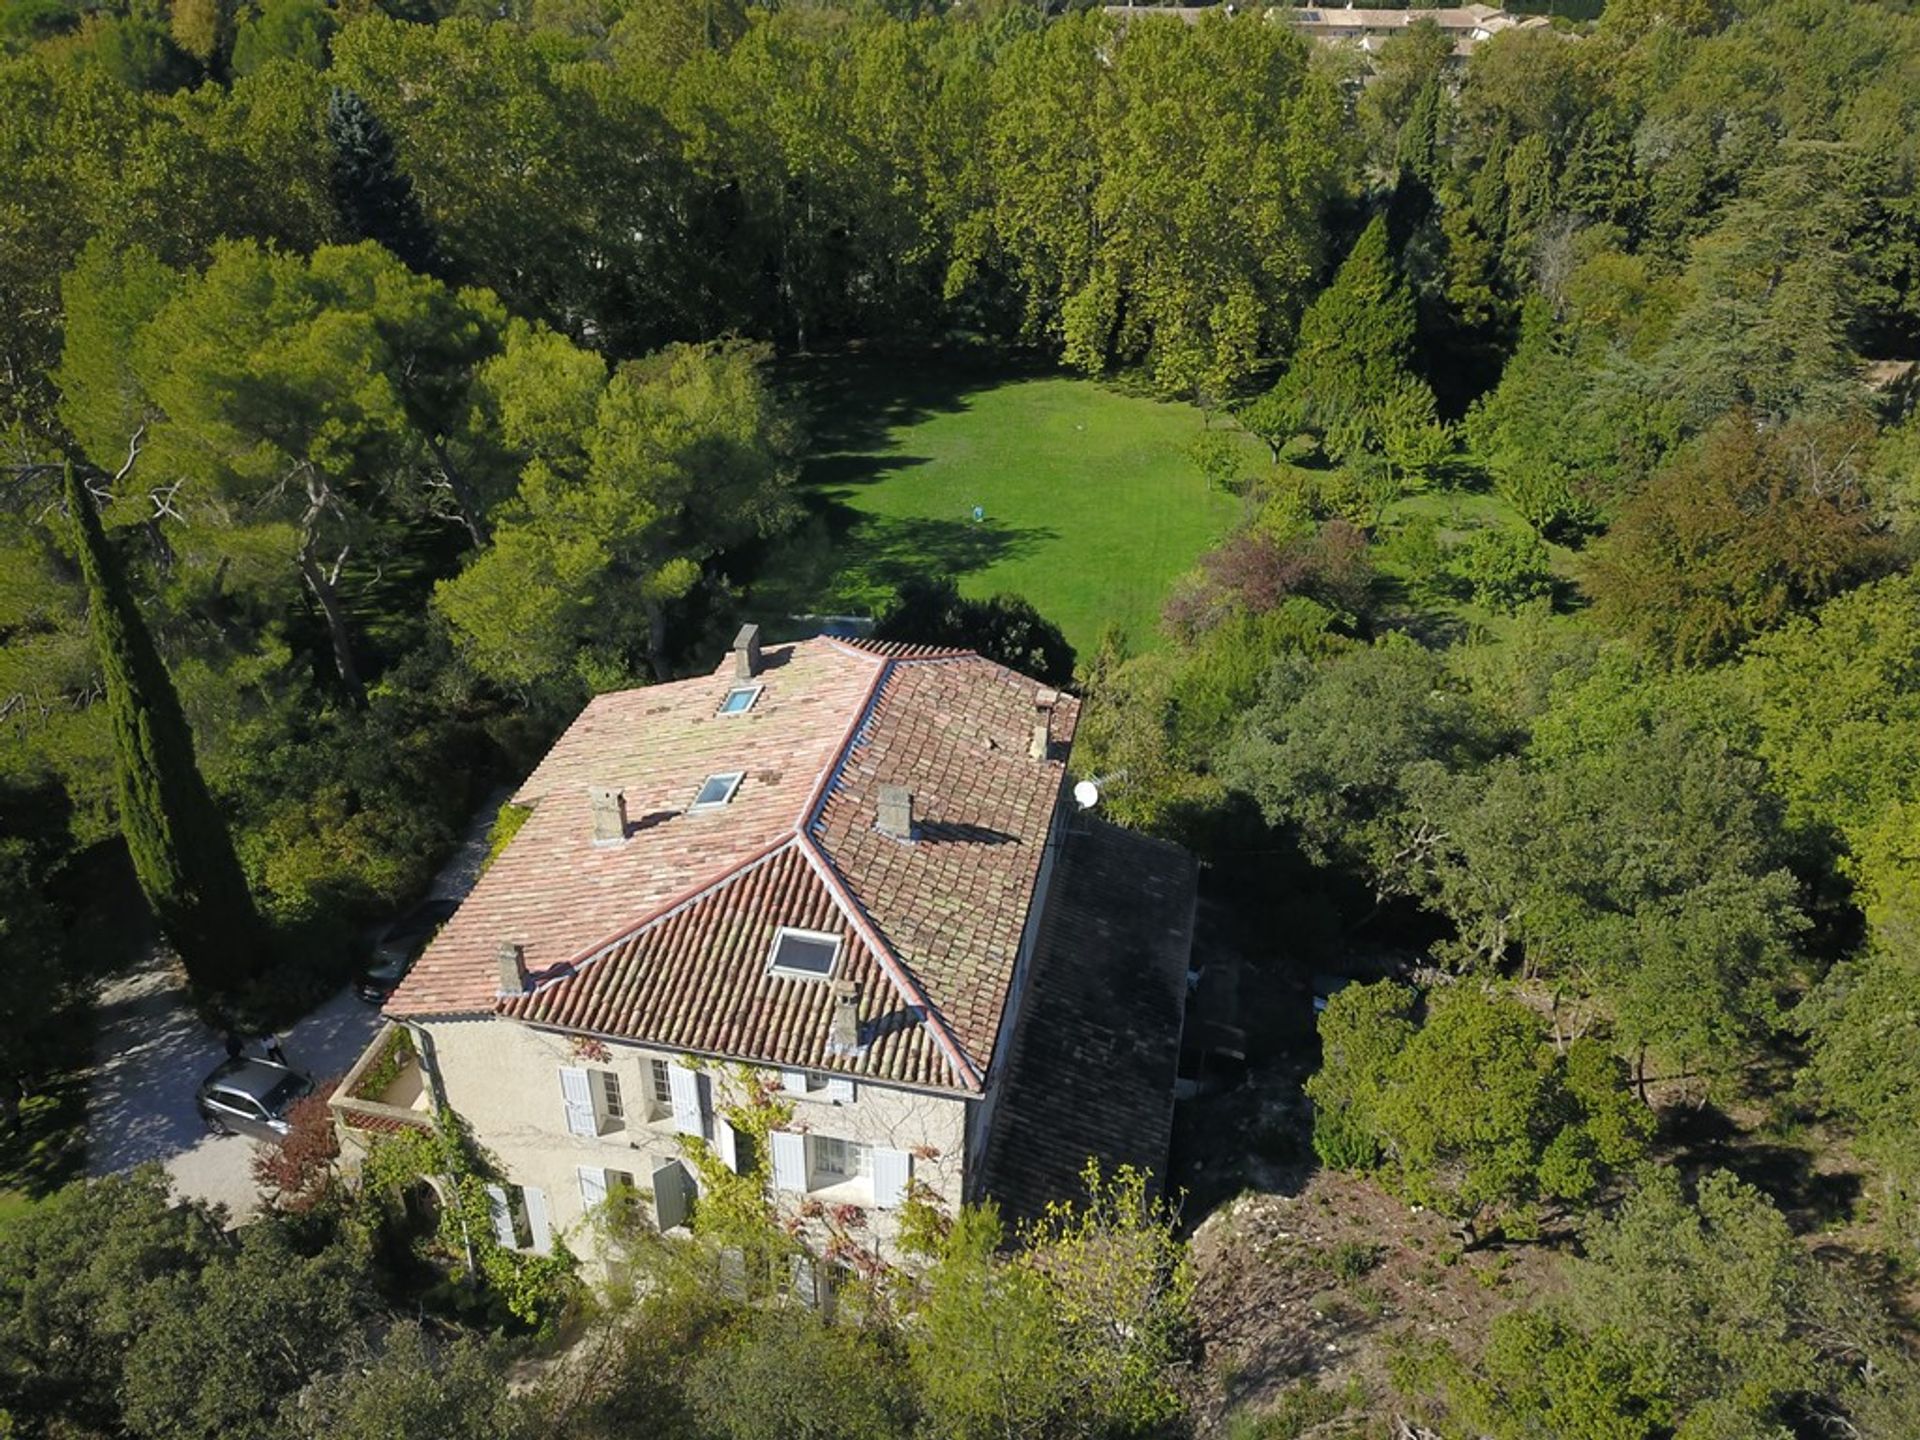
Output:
86,787,509,1220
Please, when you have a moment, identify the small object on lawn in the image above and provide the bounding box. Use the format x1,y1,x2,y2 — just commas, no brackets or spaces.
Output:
971,504,985,522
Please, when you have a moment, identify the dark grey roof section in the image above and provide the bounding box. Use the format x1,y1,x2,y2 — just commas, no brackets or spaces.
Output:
980,817,1197,1228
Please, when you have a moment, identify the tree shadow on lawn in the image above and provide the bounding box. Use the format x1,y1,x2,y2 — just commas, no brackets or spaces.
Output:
753,502,1058,618
782,350,1050,464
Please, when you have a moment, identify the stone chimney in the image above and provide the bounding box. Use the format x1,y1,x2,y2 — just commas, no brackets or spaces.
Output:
733,622,763,681
877,783,915,841
496,941,528,996
1030,687,1059,761
828,979,862,1055
589,786,628,844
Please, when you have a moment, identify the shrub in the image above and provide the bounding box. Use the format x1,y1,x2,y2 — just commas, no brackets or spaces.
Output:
1446,529,1555,614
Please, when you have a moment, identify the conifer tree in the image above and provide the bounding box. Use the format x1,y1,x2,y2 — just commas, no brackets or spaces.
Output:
1263,216,1428,448
326,87,440,276
67,465,262,1004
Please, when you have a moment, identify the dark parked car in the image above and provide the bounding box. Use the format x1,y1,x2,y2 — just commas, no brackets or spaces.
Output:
354,897,459,1004
197,1058,314,1140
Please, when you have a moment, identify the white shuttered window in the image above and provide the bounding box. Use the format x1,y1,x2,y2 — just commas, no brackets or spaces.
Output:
769,1130,807,1191
872,1148,912,1209
667,1064,704,1137
558,1066,596,1136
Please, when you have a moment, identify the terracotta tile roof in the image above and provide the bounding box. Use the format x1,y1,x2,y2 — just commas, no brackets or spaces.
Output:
505,840,964,1088
386,638,1078,1094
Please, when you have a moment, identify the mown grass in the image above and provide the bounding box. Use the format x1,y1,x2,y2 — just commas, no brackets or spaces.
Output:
747,357,1253,656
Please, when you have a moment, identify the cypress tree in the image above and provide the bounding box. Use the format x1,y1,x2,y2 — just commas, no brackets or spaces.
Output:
326,87,441,276
1273,216,1422,432
67,466,262,1004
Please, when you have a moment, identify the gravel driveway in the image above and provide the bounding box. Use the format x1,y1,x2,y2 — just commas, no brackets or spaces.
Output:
87,788,508,1220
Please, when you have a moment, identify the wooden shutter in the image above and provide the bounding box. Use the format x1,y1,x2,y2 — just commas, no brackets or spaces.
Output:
484,1183,516,1246
667,1064,704,1137
714,1116,740,1173
872,1148,912,1209
558,1066,596,1136
525,1186,551,1253
780,1070,810,1095
769,1130,807,1191
653,1160,691,1231
577,1165,608,1211
823,1076,855,1104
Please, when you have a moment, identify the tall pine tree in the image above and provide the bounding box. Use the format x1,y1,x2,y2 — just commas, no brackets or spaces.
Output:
67,466,262,1004
326,87,440,276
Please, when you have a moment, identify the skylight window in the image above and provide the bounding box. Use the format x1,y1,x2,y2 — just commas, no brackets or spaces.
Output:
768,927,841,980
719,684,762,716
690,771,744,811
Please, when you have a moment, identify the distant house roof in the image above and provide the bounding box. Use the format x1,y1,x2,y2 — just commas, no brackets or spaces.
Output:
387,637,1080,1095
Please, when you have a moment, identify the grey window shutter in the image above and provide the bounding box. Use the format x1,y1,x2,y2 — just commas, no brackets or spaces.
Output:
823,1076,855,1104
780,1070,809,1094
525,1186,551,1253
790,1252,819,1309
769,1130,807,1191
667,1064,704,1137
652,1160,691,1231
485,1183,516,1247
558,1066,596,1136
714,1115,740,1173
872,1148,912,1209
578,1165,608,1211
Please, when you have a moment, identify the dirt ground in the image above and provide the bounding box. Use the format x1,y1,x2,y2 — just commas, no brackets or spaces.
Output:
1175,1104,1560,1439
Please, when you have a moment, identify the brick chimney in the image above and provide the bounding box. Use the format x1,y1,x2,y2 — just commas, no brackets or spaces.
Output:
496,941,528,996
877,783,914,841
828,979,862,1055
589,786,628,845
733,622,763,680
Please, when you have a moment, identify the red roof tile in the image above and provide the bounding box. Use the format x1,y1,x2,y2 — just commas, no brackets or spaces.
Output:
386,638,1078,1094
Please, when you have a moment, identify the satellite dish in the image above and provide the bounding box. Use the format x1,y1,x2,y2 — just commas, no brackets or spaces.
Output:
1073,779,1101,811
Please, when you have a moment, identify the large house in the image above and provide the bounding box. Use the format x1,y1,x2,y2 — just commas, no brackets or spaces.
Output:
1104,3,1554,58
330,629,1198,1275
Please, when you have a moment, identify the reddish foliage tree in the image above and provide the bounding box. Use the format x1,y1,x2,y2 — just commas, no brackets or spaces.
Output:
252,1081,343,1214
1163,519,1373,641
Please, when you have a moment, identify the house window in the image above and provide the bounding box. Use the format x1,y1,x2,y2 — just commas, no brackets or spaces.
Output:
648,1058,673,1110
810,1135,871,1186
486,1183,550,1253
719,684,762,716
559,1066,626,1137
767,927,841,980
593,1070,624,1127
690,772,744,810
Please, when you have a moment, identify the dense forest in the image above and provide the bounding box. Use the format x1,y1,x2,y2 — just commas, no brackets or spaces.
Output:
6,0,1920,1434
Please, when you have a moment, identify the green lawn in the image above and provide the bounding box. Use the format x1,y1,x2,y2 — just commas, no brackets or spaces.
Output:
747,359,1252,656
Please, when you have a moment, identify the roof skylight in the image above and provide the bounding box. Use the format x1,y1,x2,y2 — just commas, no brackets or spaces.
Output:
719,684,762,716
690,771,744,810
767,927,841,980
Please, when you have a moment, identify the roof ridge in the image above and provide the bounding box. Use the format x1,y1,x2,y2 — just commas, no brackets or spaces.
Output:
793,832,982,1091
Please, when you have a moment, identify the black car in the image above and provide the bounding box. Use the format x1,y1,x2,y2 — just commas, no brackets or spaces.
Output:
354,896,459,1004
197,1058,314,1140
